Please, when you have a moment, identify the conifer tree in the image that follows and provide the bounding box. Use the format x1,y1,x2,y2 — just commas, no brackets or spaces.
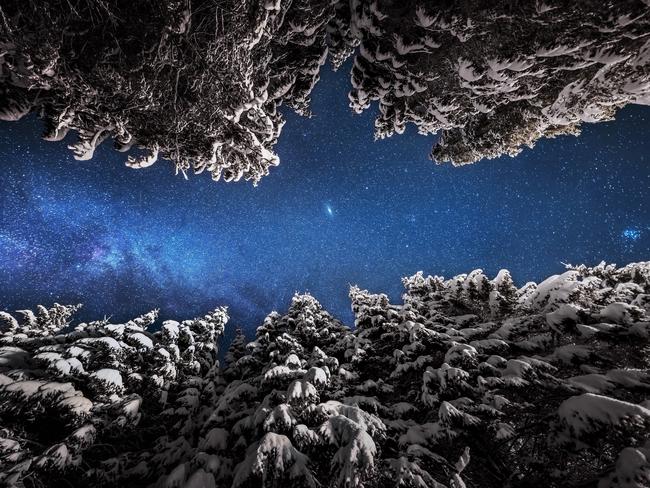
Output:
1,262,649,487
2,1,649,181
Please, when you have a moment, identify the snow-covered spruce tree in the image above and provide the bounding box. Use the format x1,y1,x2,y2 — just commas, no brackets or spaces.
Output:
333,0,650,166
343,263,650,488
1,262,649,487
0,0,335,184
208,262,648,488
224,327,249,381
172,262,649,488
3,2,650,183
156,293,387,488
0,304,227,487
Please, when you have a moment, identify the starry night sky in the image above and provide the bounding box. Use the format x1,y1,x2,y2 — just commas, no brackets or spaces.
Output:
1,64,649,334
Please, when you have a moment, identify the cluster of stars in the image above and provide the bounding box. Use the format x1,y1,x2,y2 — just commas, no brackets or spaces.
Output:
622,228,642,241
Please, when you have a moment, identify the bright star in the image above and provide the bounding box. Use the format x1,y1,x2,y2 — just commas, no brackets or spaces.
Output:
325,204,334,217
622,228,641,241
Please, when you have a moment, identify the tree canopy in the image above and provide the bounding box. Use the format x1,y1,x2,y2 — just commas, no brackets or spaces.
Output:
1,0,649,183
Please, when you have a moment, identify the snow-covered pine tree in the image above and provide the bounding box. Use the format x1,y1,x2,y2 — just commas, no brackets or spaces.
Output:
2,2,649,183
1,262,649,487
0,0,336,184
158,293,386,488
0,305,227,487
338,0,650,167
372,262,650,488
225,328,249,381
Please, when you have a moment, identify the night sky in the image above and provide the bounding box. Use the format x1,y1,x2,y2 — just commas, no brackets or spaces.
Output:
1,64,649,334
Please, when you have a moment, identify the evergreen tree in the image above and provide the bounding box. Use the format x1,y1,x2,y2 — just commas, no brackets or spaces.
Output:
0,305,227,487
1,262,649,487
0,0,337,184
225,327,249,381
2,1,649,182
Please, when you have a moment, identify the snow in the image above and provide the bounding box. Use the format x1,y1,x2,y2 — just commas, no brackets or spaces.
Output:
287,379,318,404
80,336,123,351
162,320,180,340
342,396,382,413
385,457,442,488
69,129,109,161
455,447,471,473
547,344,591,364
4,380,46,398
66,345,90,358
502,358,536,379
314,401,385,437
0,347,30,368
567,374,615,394
0,438,20,453
91,368,124,388
264,365,304,382
128,332,154,349
58,395,94,416
444,343,478,365
468,339,508,354
105,323,126,337
35,443,71,470
304,366,329,386
525,271,581,309
285,353,302,368
546,303,584,331
603,444,650,488
319,415,378,487
599,302,643,324
0,311,19,331
393,402,416,417
70,425,96,445
558,393,650,438
199,428,229,451
121,396,142,418
605,369,650,389
161,463,187,488
66,357,85,373
126,146,159,169
394,35,425,56
232,433,316,488
414,6,437,28
495,423,515,440
263,404,296,431
399,422,444,447
0,98,31,122
184,469,216,488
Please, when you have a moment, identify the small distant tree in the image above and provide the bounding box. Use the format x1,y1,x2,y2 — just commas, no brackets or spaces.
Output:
225,327,248,380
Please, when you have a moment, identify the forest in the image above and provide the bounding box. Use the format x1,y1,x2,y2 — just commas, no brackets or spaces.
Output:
1,1,649,487
1,262,649,487
1,0,649,183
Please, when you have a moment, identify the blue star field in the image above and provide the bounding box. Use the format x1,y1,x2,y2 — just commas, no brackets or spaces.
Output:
1,65,649,334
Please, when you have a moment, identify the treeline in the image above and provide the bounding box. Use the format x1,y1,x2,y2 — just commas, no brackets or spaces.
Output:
1,261,649,487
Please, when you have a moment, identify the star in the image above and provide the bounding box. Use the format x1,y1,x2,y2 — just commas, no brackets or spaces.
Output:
325,203,334,217
621,228,641,241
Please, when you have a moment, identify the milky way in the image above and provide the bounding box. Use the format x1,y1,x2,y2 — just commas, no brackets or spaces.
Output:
0,65,649,334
